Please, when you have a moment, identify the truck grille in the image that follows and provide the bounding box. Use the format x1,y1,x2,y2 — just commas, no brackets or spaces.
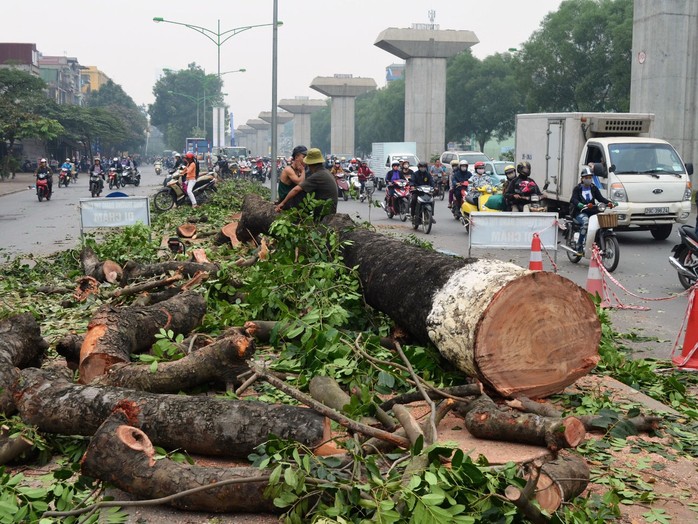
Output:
629,212,677,223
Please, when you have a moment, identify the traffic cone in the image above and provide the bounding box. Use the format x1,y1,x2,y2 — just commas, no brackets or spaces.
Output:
674,290,698,370
528,233,543,271
585,246,610,307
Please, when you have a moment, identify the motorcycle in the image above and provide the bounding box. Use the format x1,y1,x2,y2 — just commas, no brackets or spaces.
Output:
152,171,217,212
411,185,435,234
433,175,447,201
560,203,620,272
451,181,470,220
58,167,71,187
382,179,410,221
36,173,50,202
460,185,503,233
154,161,162,176
334,171,350,201
669,225,698,289
121,166,141,186
89,172,103,198
107,168,120,190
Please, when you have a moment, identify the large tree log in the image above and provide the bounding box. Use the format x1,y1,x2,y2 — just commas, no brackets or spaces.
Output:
120,260,218,286
81,410,277,513
80,246,122,283
79,290,207,384
237,195,600,399
13,368,326,457
92,329,254,392
529,454,590,512
0,313,48,415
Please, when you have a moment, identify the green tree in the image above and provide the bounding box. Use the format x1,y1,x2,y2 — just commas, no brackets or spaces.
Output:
0,68,63,177
49,104,127,160
85,79,147,155
310,101,330,155
149,63,224,151
516,0,633,112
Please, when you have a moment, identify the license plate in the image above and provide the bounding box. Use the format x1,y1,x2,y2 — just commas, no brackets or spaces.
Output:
645,207,669,215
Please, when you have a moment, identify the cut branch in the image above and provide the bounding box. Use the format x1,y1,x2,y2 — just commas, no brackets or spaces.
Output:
80,246,122,283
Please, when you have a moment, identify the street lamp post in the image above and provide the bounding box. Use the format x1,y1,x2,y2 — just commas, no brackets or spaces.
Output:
168,91,205,130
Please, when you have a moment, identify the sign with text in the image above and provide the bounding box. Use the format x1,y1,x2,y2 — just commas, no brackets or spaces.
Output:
79,197,150,229
468,212,558,256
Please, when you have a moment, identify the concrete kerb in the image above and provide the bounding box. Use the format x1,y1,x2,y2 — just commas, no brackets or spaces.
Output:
0,173,38,197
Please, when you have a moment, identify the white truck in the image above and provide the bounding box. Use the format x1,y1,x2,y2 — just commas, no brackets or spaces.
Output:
515,112,694,240
369,142,419,189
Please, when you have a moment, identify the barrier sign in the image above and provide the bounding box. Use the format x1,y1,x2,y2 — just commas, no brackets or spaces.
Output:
468,212,558,258
79,197,150,230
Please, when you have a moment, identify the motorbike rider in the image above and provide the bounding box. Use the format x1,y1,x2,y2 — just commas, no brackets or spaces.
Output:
430,159,447,192
409,161,435,219
330,160,344,176
356,160,373,198
172,152,184,172
60,158,73,183
89,158,105,193
383,160,405,211
183,152,198,208
35,158,53,197
504,161,542,212
465,161,496,209
400,160,412,181
501,165,517,210
450,160,472,211
571,166,615,254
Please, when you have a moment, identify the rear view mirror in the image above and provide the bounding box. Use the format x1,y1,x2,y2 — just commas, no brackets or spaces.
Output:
608,164,616,173
686,162,693,176
592,162,608,177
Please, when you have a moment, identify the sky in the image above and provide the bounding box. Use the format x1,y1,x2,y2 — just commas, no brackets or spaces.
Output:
5,0,563,128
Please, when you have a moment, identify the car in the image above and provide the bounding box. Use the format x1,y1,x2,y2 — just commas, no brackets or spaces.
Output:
491,161,513,184
439,150,491,167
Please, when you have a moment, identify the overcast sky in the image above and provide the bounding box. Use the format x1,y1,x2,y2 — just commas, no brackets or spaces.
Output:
5,0,562,127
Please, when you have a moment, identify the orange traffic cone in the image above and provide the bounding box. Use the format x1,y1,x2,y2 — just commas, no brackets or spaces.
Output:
674,289,698,370
528,233,543,271
585,246,610,307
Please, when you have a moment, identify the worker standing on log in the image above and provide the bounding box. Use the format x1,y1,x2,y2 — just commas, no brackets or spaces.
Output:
274,148,338,219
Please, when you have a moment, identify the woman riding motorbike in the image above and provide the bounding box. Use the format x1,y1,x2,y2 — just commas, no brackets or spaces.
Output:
571,166,615,254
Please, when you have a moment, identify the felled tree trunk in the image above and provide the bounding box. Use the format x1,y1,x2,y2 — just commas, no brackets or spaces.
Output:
530,454,590,512
237,196,601,399
14,368,326,458
80,246,122,283
0,313,48,415
82,410,278,513
79,291,207,384
120,260,218,286
92,329,254,392
463,396,586,452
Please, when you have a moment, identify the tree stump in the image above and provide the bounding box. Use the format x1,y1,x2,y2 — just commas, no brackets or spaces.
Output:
80,246,122,283
237,196,601,399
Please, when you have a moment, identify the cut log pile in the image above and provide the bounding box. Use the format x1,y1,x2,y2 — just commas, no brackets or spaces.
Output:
0,202,665,520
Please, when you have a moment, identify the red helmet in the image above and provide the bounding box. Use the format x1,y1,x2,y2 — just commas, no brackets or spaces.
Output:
474,161,486,169
185,152,195,160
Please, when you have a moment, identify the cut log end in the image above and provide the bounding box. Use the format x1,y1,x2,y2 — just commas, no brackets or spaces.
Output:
475,272,600,399
562,416,586,448
116,425,155,461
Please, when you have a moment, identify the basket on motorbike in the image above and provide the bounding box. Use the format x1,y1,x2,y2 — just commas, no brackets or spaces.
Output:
597,213,618,229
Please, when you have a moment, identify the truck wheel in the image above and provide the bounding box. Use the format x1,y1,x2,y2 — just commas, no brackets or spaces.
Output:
651,225,672,241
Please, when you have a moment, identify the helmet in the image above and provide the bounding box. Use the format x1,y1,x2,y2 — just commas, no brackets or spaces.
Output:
418,161,428,168
185,152,195,160
516,161,531,176
504,164,515,174
174,152,181,158
113,157,118,162
40,158,47,163
341,157,346,161
474,161,485,169
580,166,593,178
392,160,400,167
361,159,367,165
65,158,70,162
94,158,101,163
459,159,469,166
350,158,357,164
450,160,459,167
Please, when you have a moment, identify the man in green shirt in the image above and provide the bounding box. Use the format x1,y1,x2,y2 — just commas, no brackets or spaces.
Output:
275,148,338,217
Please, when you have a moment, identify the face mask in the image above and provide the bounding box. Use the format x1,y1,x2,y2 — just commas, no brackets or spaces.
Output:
582,179,593,186
506,172,515,180
419,167,426,172
476,168,485,174
519,172,529,178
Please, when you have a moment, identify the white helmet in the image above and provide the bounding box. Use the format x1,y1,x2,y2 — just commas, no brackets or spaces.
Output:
40,158,47,163
113,157,118,162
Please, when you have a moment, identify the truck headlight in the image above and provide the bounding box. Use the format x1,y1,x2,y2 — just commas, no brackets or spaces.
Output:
610,182,627,202
683,182,692,201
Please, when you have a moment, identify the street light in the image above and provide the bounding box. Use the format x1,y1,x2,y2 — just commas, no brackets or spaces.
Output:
168,90,206,130
152,17,281,78
220,68,246,76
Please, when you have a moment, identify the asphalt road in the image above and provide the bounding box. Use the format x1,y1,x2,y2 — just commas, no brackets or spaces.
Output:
0,171,692,360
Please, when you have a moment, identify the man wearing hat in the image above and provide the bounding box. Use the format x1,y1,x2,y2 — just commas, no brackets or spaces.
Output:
275,148,338,217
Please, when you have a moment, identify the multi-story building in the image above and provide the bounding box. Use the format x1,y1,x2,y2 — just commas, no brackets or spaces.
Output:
0,42,40,76
81,65,110,96
38,55,83,106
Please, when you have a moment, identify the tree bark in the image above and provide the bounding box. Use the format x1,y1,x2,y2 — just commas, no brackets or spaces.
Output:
237,196,601,399
0,425,34,465
55,333,84,370
529,454,590,512
81,410,278,513
120,260,218,287
80,246,122,283
463,395,586,451
13,368,326,458
91,329,254,393
0,313,48,415
78,291,207,384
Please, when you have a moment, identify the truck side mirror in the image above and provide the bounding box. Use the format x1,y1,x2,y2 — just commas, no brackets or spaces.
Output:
686,162,694,176
592,162,608,177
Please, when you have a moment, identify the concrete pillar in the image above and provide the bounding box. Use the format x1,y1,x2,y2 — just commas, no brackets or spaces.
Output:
258,111,294,154
278,98,326,148
375,28,478,162
630,0,698,166
236,125,253,153
309,76,376,157
247,119,271,157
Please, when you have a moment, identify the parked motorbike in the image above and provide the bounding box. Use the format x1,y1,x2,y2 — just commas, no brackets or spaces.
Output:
36,173,50,202
154,161,162,176
460,185,503,233
89,172,103,198
382,179,410,221
560,203,620,272
58,168,71,188
152,171,217,212
411,185,435,234
669,225,698,289
334,171,350,201
121,166,141,186
107,168,120,190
